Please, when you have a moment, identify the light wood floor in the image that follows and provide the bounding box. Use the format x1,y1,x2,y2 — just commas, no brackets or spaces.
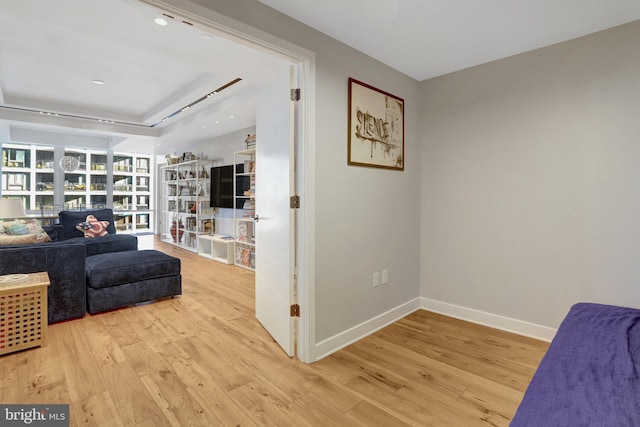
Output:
0,238,549,426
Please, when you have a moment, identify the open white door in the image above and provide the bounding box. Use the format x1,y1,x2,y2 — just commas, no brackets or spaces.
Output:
255,66,296,356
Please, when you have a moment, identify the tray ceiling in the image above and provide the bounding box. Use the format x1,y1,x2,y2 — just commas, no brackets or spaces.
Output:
0,0,290,153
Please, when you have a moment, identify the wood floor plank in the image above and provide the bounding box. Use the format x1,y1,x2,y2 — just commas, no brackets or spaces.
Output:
351,335,468,399
130,417,165,427
230,381,311,426
57,320,108,403
11,338,68,404
81,316,127,366
476,333,548,368
73,390,125,427
287,390,361,427
110,387,161,427
96,310,145,348
345,375,446,426
186,380,260,426
139,369,209,427
376,319,538,392
0,236,549,426
344,399,411,427
118,341,167,378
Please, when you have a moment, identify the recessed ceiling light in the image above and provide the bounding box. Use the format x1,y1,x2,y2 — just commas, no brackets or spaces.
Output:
200,34,213,41
154,17,168,26
229,115,235,119
92,79,105,85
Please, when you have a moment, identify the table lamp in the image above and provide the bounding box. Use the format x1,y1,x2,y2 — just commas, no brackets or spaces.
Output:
0,198,27,220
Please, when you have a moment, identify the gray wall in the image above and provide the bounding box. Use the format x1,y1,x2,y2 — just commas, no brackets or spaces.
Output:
419,21,640,329
185,126,256,236
182,126,255,167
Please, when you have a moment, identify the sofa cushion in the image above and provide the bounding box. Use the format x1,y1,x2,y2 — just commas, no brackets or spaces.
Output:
65,234,138,257
86,250,181,290
58,209,117,240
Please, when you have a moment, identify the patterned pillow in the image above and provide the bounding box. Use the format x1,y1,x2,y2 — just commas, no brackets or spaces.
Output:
76,215,109,238
0,234,38,245
24,219,47,233
4,223,29,235
0,220,25,234
0,219,51,243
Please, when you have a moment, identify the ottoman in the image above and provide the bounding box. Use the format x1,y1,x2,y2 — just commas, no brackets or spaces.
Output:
85,249,181,314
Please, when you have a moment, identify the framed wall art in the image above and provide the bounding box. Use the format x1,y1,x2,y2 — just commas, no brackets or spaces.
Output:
348,77,404,170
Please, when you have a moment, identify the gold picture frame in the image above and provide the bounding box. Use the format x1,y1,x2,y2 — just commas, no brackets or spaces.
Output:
348,78,404,170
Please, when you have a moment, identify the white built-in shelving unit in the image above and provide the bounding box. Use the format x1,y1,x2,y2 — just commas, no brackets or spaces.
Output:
160,159,213,253
233,148,256,270
1,143,153,232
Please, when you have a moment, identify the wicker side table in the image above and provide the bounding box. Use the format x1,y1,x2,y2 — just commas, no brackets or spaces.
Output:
0,272,50,356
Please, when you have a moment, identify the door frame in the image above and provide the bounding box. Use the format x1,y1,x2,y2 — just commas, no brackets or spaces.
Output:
139,0,317,363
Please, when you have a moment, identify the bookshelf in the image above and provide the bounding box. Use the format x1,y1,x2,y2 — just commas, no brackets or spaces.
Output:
160,159,213,253
1,143,153,232
233,148,256,270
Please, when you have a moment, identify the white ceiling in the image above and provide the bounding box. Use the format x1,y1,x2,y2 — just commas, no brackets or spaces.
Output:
0,0,290,154
257,0,640,81
2,0,639,155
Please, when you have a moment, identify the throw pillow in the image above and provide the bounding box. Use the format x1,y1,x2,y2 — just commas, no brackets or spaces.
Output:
59,209,117,239
4,223,30,236
0,219,51,244
0,220,25,234
24,218,45,233
0,234,38,245
76,215,109,238
24,219,52,242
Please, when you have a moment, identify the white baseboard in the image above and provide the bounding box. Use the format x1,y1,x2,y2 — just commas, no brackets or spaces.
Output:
420,297,557,342
313,297,556,361
314,298,421,361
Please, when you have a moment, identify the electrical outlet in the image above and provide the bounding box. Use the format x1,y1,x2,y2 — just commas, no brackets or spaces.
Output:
382,270,388,284
373,272,380,287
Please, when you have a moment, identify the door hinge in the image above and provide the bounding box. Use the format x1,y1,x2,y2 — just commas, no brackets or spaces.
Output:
290,88,301,101
290,195,300,209
290,304,300,317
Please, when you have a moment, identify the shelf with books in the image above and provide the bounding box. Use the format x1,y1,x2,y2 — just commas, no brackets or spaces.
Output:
234,148,256,271
1,144,153,230
236,219,255,246
160,159,212,253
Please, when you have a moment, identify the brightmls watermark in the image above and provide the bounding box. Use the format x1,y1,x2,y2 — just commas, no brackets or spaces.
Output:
0,405,69,426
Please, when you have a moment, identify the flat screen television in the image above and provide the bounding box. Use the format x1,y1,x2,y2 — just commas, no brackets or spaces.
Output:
210,164,250,208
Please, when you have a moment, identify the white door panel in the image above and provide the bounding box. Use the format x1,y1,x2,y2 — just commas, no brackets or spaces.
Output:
255,66,295,356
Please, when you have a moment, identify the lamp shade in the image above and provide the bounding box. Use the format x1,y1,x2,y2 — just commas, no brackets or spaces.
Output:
0,198,27,219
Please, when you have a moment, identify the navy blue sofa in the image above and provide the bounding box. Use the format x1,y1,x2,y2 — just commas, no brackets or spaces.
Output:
0,209,137,323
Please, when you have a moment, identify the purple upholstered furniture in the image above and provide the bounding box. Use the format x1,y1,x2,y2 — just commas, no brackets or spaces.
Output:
511,303,640,426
